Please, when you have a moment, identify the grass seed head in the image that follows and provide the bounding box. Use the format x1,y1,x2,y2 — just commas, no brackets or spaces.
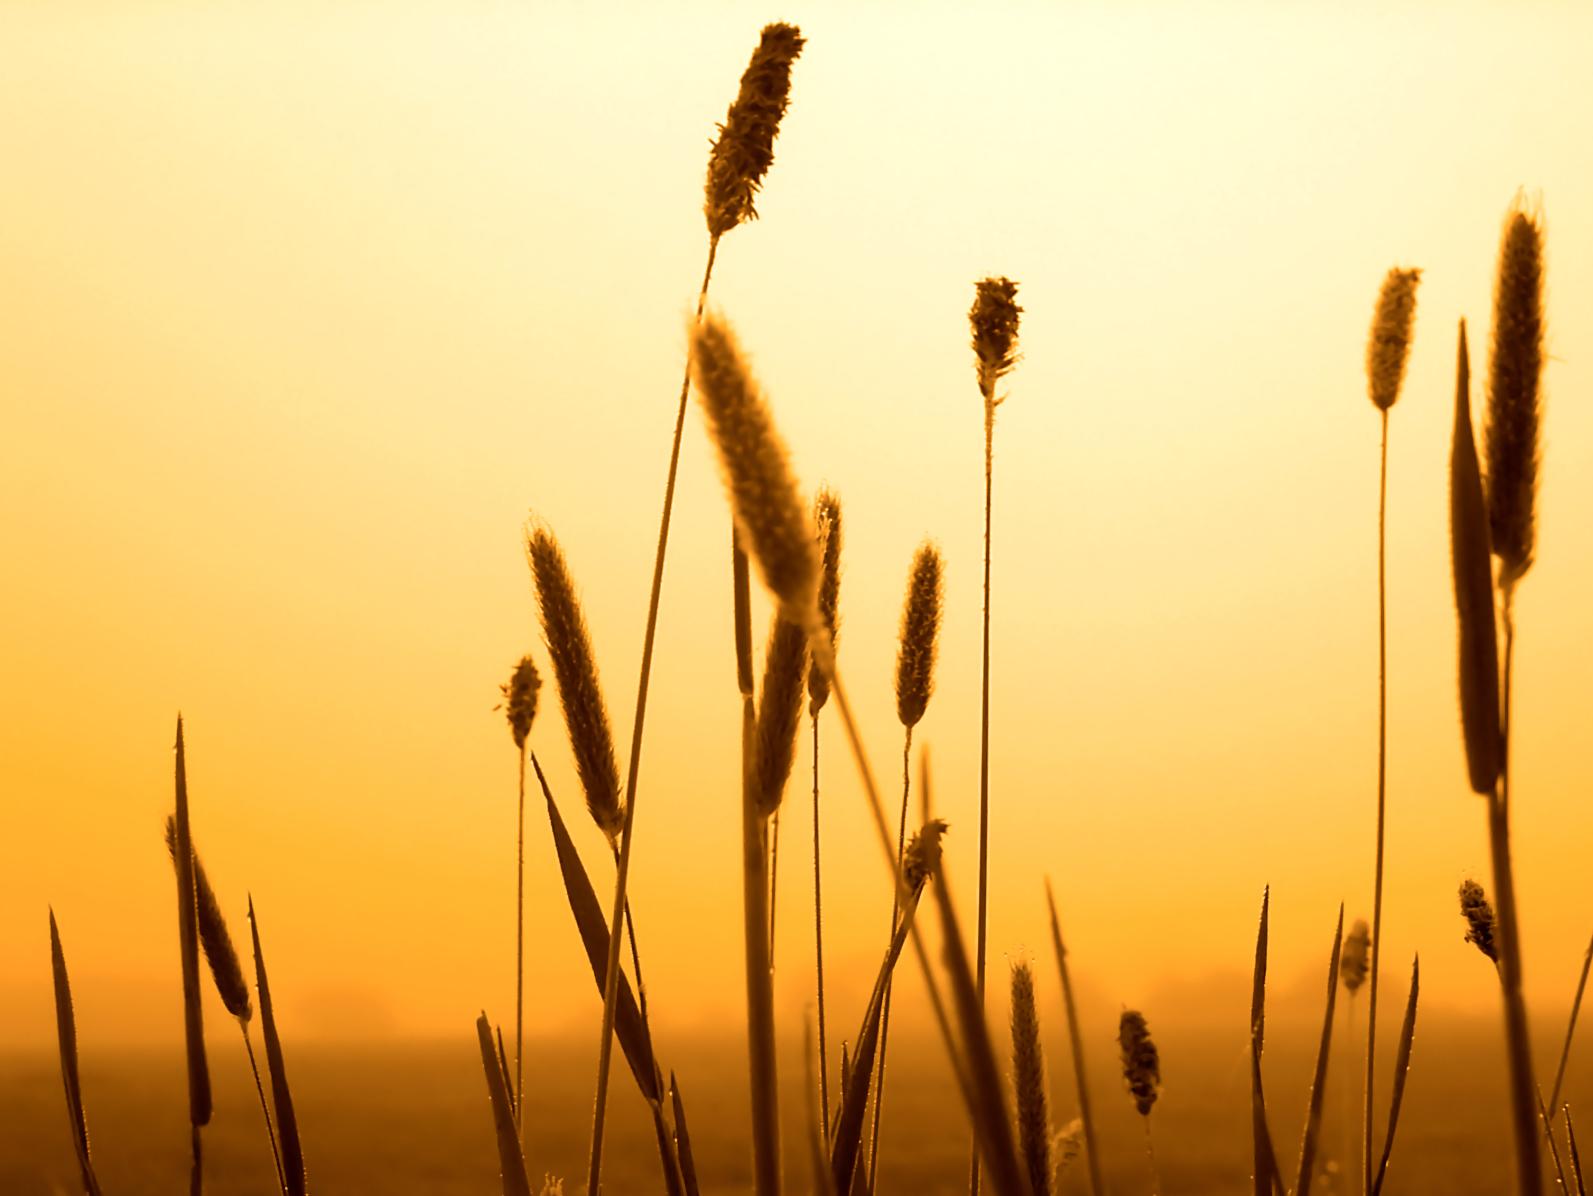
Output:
704,24,805,238
1367,267,1422,411
1118,1009,1161,1117
807,489,843,715
1340,918,1371,994
895,543,944,729
971,277,1022,402
1459,878,1500,964
501,656,542,752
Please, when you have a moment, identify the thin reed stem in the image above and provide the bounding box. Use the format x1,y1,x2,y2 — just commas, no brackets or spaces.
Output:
1549,934,1593,1122
1045,883,1104,1196
242,1025,286,1196
586,235,719,1196
516,745,526,1138
972,384,996,1196
770,811,781,955
866,729,913,1191
812,713,832,1144
610,844,651,1026
1145,1118,1162,1196
1364,408,1388,1196
1492,605,1544,1196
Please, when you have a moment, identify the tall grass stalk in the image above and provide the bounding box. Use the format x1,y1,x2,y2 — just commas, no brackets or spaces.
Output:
586,27,804,1192
1043,883,1104,1196
808,491,842,1144
1361,265,1419,1196
502,656,541,1139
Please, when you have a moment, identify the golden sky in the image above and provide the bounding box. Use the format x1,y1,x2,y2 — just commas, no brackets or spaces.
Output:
3,2,1592,1052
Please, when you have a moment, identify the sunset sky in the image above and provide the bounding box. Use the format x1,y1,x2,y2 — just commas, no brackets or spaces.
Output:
3,1,1591,1061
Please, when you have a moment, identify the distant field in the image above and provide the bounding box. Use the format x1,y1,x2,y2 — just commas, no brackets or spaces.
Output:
3,1015,1584,1194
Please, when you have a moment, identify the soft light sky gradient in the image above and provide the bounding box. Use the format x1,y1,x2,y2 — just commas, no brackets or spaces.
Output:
3,2,1591,1056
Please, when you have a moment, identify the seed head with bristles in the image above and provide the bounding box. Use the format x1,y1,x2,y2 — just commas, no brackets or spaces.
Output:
526,525,624,845
1340,918,1371,994
807,489,842,715
500,656,542,752
1484,201,1545,589
903,818,948,890
895,543,943,730
165,818,252,1023
1366,267,1422,411
1459,878,1499,964
689,313,819,623
1010,961,1053,1196
704,24,805,239
971,277,1022,403
1118,1009,1160,1117
754,613,808,817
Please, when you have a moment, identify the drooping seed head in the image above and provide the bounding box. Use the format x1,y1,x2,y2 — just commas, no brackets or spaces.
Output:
1118,1009,1161,1117
903,818,948,890
895,543,943,729
526,525,624,845
165,817,252,1023
1484,201,1545,589
1340,919,1371,994
500,656,542,752
807,489,843,715
1459,878,1499,964
690,313,819,623
1449,320,1503,795
970,277,1022,403
1366,267,1422,411
1009,961,1053,1196
753,612,808,817
704,24,805,239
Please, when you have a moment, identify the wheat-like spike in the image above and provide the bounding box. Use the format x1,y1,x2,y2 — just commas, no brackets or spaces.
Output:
704,24,805,238
1341,918,1371,994
1118,1010,1161,1117
1459,878,1500,964
1366,268,1422,411
1484,201,1545,589
501,656,543,752
164,818,252,1022
807,489,843,715
755,612,809,816
971,277,1022,404
1010,961,1053,1196
894,543,943,730
1449,321,1503,795
689,312,819,623
526,525,624,845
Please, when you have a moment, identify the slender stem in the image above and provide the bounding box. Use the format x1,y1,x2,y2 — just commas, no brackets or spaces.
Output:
812,713,832,1145
1492,607,1544,1196
610,844,651,1026
585,236,719,1196
1549,935,1593,1122
972,386,996,1196
1145,1117,1162,1196
1045,884,1104,1196
242,1024,286,1196
1363,409,1388,1196
865,729,914,1191
190,1125,202,1196
516,746,526,1138
769,810,781,956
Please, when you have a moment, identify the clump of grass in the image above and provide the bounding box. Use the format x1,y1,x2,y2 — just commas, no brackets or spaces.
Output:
1118,1010,1162,1194
501,655,542,1137
1459,879,1500,964
1009,961,1052,1196
1360,264,1420,1196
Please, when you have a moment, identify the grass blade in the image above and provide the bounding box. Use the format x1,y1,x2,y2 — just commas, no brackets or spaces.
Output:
172,720,212,1143
477,1013,534,1196
670,1072,701,1196
1567,1106,1587,1196
49,911,104,1196
496,1025,517,1125
250,896,307,1196
1539,1089,1571,1195
1044,881,1104,1196
1370,956,1419,1196
1549,933,1593,1120
1250,888,1283,1196
1293,906,1344,1196
804,1018,839,1196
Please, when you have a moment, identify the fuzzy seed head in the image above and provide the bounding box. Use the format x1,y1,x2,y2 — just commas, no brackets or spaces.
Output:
1450,320,1503,795
1118,1009,1161,1117
1367,267,1422,411
1459,878,1499,963
704,24,805,238
1340,919,1371,994
807,489,843,715
754,613,809,817
690,313,819,622
526,526,624,845
165,818,252,1022
501,656,542,752
895,543,943,729
904,819,948,890
1484,203,1545,588
971,277,1022,402
1010,961,1053,1196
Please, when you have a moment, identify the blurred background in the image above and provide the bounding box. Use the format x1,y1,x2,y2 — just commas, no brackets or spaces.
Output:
2,2,1590,1190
